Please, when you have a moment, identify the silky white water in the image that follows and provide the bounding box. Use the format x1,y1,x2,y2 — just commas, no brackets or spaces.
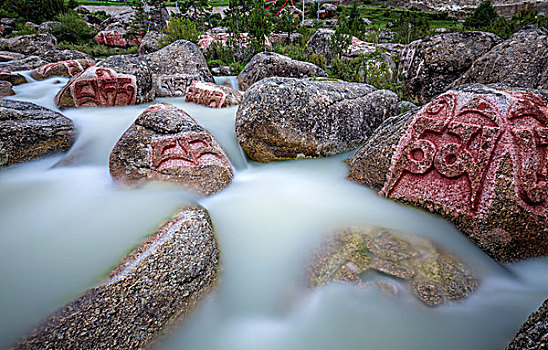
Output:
0,75,546,349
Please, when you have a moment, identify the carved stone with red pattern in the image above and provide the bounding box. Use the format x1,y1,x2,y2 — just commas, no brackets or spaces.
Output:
185,81,242,108
347,85,548,262
109,103,233,195
93,30,141,48
30,59,96,80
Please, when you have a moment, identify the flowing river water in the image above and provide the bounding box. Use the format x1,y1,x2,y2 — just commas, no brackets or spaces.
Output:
0,74,547,349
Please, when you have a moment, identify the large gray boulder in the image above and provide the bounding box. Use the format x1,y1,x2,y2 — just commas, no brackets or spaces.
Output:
399,31,501,104
14,205,220,350
507,298,548,350
236,77,399,162
0,99,74,167
346,84,548,262
138,30,166,55
0,33,57,55
452,26,548,91
144,39,214,97
237,52,328,91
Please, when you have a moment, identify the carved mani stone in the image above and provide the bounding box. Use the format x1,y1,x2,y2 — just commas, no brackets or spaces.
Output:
30,59,96,80
185,80,243,108
93,30,140,48
347,84,548,262
109,103,233,195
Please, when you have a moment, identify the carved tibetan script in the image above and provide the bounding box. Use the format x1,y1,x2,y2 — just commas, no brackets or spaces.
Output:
185,81,227,108
71,68,137,107
36,60,84,77
381,91,548,214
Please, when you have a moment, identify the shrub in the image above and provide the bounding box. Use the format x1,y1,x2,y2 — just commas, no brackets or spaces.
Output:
59,42,138,58
8,22,39,37
50,11,97,44
4,0,65,23
464,0,498,29
159,17,201,46
308,52,326,70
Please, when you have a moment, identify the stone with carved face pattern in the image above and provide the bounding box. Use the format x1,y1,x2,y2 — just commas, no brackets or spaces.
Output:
30,59,96,80
109,103,233,195
347,84,548,262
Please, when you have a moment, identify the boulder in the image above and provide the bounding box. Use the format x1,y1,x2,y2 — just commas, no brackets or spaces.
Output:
1,56,47,71
0,33,57,55
144,39,215,98
0,51,25,62
74,5,90,14
185,81,243,108
452,26,548,91
268,32,303,44
236,77,399,162
346,84,548,262
38,21,60,33
14,205,220,350
30,59,96,80
0,99,74,167
507,298,548,350
0,70,27,85
94,30,139,47
55,54,154,108
399,31,502,104
40,49,94,63
109,103,233,195
138,30,166,55
237,52,328,91
0,81,14,97
83,14,103,26
307,226,479,306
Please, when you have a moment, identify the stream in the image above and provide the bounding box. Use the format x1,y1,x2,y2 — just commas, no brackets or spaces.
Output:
0,74,547,349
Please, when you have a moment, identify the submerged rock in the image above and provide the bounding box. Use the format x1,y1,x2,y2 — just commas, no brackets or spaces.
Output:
0,81,14,97
144,39,214,98
236,77,399,162
55,55,154,108
14,205,220,350
0,99,74,167
1,56,48,72
507,298,548,350
452,26,548,91
399,31,501,104
307,226,479,306
109,103,233,195
30,59,96,80
0,51,24,62
0,70,27,85
346,84,548,262
185,81,242,108
237,52,327,91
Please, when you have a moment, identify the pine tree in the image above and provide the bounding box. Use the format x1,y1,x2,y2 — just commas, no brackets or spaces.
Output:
127,0,148,37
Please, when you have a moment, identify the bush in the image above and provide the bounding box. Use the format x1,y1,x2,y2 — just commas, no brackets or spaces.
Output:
50,11,97,44
159,16,201,46
59,42,138,58
464,0,498,29
8,22,39,37
393,11,431,44
308,52,326,70
4,0,65,23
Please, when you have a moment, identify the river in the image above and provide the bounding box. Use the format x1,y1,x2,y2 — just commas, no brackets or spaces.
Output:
0,74,547,349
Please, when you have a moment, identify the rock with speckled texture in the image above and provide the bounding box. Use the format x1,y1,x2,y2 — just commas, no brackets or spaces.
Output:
0,33,57,55
0,99,74,167
109,102,233,195
452,26,548,91
236,77,399,162
30,59,96,80
0,81,14,97
307,226,479,306
346,84,548,262
237,52,328,91
507,298,548,350
399,31,501,104
138,30,166,55
0,70,27,85
14,205,220,350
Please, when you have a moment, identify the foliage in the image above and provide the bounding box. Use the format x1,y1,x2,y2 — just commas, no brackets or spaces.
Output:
50,11,97,44
59,41,138,58
176,0,211,27
248,0,271,51
464,0,498,29
272,11,301,43
159,16,200,46
3,0,66,23
92,10,110,22
127,0,148,37
393,10,431,44
67,0,78,10
8,23,39,36
308,52,326,70
330,20,352,58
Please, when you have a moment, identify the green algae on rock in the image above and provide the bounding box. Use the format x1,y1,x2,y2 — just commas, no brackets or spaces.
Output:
307,226,479,306
14,205,220,350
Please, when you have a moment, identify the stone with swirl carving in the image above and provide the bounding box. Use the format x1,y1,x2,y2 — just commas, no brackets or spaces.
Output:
109,103,233,195
30,59,96,80
185,81,242,108
347,84,548,262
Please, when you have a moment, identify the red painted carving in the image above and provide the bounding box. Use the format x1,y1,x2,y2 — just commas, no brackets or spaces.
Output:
185,81,227,108
65,67,137,107
150,133,227,169
380,90,548,216
93,30,140,48
36,60,84,77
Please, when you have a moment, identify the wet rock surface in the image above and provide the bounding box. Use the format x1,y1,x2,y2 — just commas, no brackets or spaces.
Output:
138,30,166,55
109,103,233,195
145,39,214,98
452,26,548,91
399,31,501,104
0,70,27,85
30,59,96,80
507,298,548,350
237,52,328,91
1,56,48,72
14,205,220,350
55,55,153,108
0,81,14,97
0,34,57,55
346,84,548,262
0,99,74,167
307,226,479,306
236,77,399,162
185,81,242,108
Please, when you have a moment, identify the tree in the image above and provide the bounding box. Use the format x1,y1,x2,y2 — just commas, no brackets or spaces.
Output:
127,0,148,37
464,0,499,29
248,0,271,51
5,0,65,23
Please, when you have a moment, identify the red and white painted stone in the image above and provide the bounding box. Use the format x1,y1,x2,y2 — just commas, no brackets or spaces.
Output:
55,66,137,108
30,59,95,80
185,81,227,108
380,90,547,219
94,30,141,48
